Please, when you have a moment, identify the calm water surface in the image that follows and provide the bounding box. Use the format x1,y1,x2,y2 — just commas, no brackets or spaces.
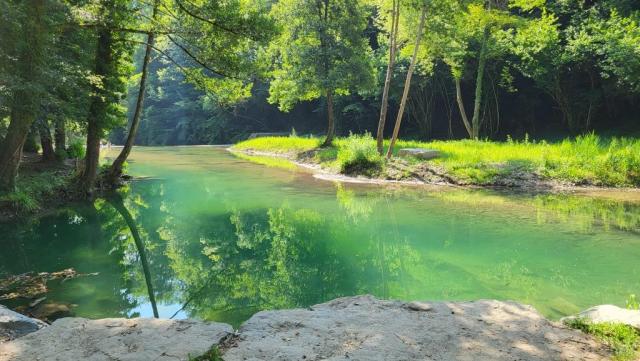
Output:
1,147,639,327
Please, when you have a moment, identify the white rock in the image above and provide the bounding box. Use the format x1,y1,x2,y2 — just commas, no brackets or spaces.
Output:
224,295,609,361
0,317,232,361
398,148,441,160
562,304,640,330
0,305,47,342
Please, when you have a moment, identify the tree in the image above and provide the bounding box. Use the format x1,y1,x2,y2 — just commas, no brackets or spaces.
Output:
78,0,132,196
376,0,401,154
0,0,49,192
267,0,376,146
386,3,427,158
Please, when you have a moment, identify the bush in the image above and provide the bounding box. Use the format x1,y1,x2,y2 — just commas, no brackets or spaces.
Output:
67,139,86,159
336,133,382,176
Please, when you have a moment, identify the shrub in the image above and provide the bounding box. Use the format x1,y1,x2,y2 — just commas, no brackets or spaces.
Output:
336,133,382,176
67,138,86,159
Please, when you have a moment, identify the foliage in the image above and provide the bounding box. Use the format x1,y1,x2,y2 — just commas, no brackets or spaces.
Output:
627,294,639,310
265,0,376,110
566,318,640,361
335,133,382,175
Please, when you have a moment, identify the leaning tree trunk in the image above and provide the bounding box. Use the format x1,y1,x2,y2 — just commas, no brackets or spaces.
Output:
322,89,336,147
79,25,114,197
470,29,489,140
386,7,427,159
376,0,400,155
106,0,158,184
0,0,45,193
454,77,473,138
54,118,66,155
36,118,56,161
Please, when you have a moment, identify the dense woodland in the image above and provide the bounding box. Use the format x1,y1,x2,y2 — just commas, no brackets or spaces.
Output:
1,0,640,198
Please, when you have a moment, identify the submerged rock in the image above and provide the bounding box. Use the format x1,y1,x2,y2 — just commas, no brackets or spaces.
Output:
562,304,640,330
0,317,232,361
224,295,609,361
0,305,47,342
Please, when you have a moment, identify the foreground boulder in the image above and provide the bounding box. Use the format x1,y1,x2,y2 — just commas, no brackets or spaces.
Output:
224,295,610,361
0,317,232,361
561,304,640,330
0,305,47,342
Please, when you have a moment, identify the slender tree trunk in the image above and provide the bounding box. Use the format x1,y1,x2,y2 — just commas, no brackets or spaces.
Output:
454,77,473,138
386,7,427,159
322,89,335,147
54,118,66,154
37,118,56,161
107,1,158,184
470,29,489,139
80,25,114,197
0,0,45,193
376,0,400,154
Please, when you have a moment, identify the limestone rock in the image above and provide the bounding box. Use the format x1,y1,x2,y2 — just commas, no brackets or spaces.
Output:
398,148,441,160
0,305,47,342
223,295,609,361
562,304,640,330
0,317,232,361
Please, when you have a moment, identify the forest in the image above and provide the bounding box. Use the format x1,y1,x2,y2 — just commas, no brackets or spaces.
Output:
0,0,639,203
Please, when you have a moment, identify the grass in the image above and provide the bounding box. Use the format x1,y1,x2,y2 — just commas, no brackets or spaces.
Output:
0,167,70,216
565,318,640,360
188,346,224,361
232,133,640,187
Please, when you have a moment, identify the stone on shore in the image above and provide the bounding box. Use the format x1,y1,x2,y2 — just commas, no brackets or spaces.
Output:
0,317,232,361
561,304,640,330
0,305,47,342
398,148,441,160
223,295,609,361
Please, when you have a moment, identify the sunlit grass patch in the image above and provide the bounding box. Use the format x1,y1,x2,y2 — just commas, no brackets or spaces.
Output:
233,134,640,187
565,318,640,360
232,152,298,170
233,136,321,153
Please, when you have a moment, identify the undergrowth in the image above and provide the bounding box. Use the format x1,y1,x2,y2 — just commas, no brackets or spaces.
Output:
565,318,640,360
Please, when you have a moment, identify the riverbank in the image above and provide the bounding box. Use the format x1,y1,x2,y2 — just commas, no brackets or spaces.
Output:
231,134,640,191
3,295,633,360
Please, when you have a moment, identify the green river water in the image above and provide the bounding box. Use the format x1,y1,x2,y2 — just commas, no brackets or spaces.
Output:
1,146,639,327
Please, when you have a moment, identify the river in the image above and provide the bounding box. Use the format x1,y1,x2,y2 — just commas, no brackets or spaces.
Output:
1,146,639,327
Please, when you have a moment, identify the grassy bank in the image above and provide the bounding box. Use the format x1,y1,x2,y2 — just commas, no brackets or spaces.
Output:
0,160,73,220
232,134,640,187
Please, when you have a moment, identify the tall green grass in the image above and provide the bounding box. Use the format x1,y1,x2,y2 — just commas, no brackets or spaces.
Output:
232,134,640,187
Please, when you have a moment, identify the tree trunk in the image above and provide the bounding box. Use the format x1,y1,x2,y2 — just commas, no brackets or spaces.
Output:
54,118,66,155
79,25,114,197
0,0,45,193
386,7,427,159
470,29,489,140
37,118,56,161
455,77,473,138
107,1,158,184
322,89,335,147
376,0,400,155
